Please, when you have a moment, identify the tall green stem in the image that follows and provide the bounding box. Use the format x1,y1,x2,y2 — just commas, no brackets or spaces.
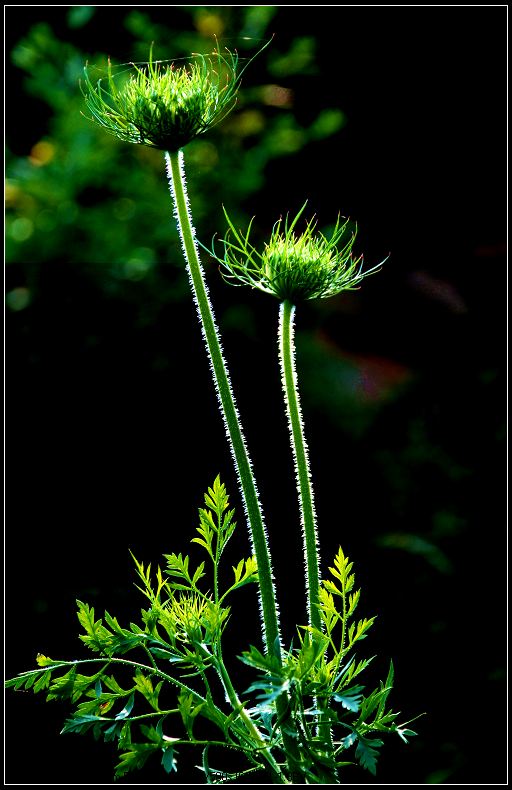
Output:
278,299,321,631
165,149,280,657
166,151,303,782
278,300,338,778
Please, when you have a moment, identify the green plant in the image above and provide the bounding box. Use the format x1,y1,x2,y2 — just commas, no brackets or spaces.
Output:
6,44,418,783
211,202,385,632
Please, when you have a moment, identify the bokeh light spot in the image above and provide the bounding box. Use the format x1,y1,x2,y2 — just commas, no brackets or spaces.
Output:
260,84,294,108
124,248,155,280
10,217,34,242
29,140,55,167
228,109,266,138
5,180,22,206
194,9,225,38
6,287,31,312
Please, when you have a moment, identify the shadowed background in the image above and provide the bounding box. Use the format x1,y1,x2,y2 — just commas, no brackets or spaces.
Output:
5,5,506,785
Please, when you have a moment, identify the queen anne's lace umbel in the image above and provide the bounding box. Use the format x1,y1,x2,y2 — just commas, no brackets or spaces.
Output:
82,48,242,151
210,203,386,303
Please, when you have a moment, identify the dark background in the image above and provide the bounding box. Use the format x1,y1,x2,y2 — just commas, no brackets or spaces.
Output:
5,5,507,785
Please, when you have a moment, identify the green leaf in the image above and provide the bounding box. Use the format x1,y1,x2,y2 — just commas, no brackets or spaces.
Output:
162,745,178,773
76,600,112,654
356,671,395,726
166,552,188,575
348,617,376,649
115,692,135,720
333,685,364,713
33,669,53,693
396,726,418,743
342,731,358,749
164,551,206,591
178,690,204,738
233,558,245,584
191,531,214,560
5,671,37,691
376,661,394,719
61,713,108,735
355,735,384,775
46,665,78,701
336,655,375,688
103,611,146,654
115,742,159,779
75,695,112,717
45,665,107,704
239,644,281,674
148,645,179,661
245,673,290,706
322,579,342,597
318,586,340,634
130,553,164,604
134,670,162,712
103,721,126,743
36,653,57,667
103,675,131,695
347,589,361,617
229,556,258,593
139,723,164,743
6,665,66,694
204,475,229,516
294,631,329,677
357,686,384,722
329,548,354,592
191,561,206,587
103,720,128,743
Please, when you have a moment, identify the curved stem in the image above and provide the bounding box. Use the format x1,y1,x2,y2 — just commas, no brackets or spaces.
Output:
165,149,280,659
214,657,286,784
278,300,321,631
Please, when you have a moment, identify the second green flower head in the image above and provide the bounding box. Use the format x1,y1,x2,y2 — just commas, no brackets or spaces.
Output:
211,204,386,303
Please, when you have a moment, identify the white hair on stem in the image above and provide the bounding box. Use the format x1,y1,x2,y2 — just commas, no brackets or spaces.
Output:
277,299,321,629
165,150,281,653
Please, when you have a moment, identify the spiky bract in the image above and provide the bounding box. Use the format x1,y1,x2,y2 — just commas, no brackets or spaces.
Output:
213,204,385,303
82,48,241,151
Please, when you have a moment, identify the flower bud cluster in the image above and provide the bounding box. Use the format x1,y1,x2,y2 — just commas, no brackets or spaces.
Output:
82,48,241,151
210,204,385,303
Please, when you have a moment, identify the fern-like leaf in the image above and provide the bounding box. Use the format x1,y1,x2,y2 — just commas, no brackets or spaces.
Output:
355,735,384,775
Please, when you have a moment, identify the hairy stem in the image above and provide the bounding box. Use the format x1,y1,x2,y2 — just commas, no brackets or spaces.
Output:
278,299,338,778
165,151,302,782
278,299,321,631
165,149,280,658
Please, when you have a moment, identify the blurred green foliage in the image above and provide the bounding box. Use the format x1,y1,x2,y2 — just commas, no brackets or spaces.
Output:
6,7,346,316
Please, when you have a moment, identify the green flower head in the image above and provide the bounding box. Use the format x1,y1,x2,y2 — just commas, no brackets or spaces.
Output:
211,204,386,303
82,46,244,151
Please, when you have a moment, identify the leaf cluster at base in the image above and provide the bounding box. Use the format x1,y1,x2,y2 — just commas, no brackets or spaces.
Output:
6,479,417,783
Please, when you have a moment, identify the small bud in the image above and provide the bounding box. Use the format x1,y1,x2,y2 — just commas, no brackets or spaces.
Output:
82,47,243,151
211,203,386,303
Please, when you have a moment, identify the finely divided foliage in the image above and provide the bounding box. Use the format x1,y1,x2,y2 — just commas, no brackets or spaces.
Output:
7,479,416,782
